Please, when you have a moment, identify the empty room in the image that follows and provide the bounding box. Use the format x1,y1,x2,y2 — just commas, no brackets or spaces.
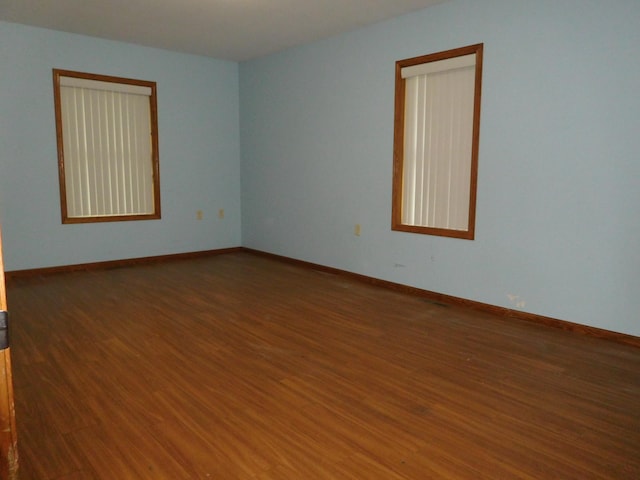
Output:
0,0,639,478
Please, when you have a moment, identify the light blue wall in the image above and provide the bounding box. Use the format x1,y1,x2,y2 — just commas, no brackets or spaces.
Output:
1,1,639,337
0,21,241,271
240,0,640,336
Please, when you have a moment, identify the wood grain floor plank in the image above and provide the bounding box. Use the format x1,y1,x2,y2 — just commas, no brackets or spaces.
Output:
7,252,640,479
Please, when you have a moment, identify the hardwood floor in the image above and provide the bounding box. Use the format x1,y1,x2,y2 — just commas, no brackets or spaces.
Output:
7,252,640,479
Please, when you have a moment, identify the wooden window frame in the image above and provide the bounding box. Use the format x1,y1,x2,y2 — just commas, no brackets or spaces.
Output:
53,69,161,224
391,44,483,240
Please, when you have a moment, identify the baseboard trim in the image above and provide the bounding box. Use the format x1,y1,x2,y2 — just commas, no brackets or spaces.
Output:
5,246,637,348
5,247,243,281
243,248,640,348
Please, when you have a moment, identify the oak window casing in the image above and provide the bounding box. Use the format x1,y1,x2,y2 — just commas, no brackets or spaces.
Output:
53,69,161,224
392,44,483,239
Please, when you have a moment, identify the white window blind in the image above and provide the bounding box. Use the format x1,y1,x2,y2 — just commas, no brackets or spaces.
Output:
59,79,155,218
401,55,475,230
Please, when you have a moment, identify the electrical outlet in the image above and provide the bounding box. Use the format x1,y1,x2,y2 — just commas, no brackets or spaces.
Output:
507,294,526,309
218,209,225,219
354,224,361,236
196,210,203,220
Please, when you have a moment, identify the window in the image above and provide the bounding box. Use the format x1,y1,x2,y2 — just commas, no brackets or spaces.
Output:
53,69,161,223
392,44,483,239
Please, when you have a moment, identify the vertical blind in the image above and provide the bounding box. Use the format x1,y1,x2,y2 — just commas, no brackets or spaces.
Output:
59,77,154,218
401,54,475,230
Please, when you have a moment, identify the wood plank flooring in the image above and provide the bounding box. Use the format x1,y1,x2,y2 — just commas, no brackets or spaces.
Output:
6,252,640,479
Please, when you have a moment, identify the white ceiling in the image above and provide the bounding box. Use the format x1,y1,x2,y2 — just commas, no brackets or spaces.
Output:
0,0,446,61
